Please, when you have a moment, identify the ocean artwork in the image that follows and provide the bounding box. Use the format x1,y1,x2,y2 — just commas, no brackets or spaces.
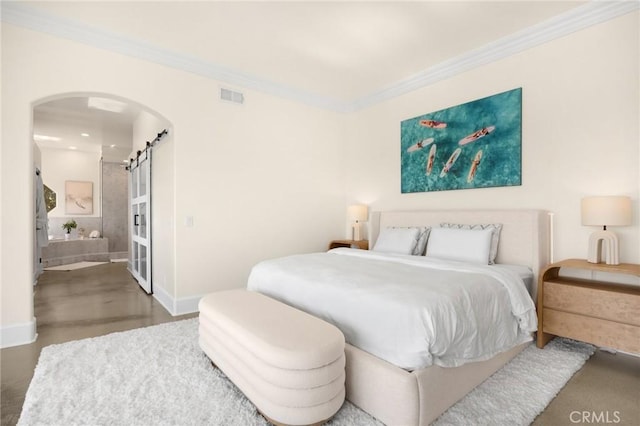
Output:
401,88,522,193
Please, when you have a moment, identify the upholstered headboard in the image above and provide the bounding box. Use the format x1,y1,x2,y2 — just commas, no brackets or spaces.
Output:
369,209,551,300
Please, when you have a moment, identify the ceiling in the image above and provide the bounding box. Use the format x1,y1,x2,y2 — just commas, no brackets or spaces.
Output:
34,97,142,163
24,1,607,159
23,1,586,103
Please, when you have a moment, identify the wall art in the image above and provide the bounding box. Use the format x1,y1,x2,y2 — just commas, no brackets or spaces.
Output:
401,88,522,193
65,180,93,214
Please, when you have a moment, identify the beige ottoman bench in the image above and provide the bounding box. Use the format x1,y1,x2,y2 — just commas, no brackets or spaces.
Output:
198,289,346,426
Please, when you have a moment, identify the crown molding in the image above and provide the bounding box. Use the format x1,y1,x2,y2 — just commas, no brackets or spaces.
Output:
1,2,350,112
2,1,638,113
349,1,639,112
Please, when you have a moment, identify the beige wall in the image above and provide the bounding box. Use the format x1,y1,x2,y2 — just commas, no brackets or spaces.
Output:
1,23,346,345
345,12,639,265
173,87,347,301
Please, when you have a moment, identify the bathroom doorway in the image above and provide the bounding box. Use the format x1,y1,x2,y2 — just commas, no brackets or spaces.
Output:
32,93,170,293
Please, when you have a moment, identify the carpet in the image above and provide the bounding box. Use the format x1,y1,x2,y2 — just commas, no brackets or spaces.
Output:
44,261,108,271
19,319,594,426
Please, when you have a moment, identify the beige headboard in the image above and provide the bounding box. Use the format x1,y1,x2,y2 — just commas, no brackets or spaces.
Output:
369,209,551,300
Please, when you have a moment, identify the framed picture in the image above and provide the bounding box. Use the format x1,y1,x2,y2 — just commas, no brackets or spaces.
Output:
65,180,93,214
401,88,522,193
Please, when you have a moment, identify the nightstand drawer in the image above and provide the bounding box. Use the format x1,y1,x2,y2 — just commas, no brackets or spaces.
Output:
543,280,640,326
543,308,640,354
537,260,640,351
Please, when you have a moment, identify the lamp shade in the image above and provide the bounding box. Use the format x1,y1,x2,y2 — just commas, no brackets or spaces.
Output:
347,205,368,222
581,196,631,227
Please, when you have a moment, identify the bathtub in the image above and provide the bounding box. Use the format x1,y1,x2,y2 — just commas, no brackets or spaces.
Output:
41,237,110,267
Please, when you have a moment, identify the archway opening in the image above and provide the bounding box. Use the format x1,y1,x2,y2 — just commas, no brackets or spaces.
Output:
32,92,173,327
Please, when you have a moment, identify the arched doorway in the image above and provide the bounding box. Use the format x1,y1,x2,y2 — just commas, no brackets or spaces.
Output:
32,92,172,320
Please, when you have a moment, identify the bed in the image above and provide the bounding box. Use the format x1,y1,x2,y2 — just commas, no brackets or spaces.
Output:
247,209,551,425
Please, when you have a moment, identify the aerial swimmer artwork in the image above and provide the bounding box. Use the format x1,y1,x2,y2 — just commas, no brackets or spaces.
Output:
459,126,495,145
439,148,462,178
467,150,483,183
426,144,437,176
400,88,522,193
406,138,434,153
419,119,447,129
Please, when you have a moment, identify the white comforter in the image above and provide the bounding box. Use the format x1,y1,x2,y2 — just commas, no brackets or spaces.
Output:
247,248,537,370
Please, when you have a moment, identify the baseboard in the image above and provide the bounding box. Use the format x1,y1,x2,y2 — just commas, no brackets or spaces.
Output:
175,294,202,316
152,285,175,315
153,285,201,317
1,317,37,349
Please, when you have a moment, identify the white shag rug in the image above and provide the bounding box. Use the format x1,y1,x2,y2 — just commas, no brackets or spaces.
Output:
44,261,107,271
19,319,594,426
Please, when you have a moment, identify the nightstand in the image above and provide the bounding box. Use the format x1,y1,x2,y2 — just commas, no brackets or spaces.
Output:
537,259,640,353
328,239,369,250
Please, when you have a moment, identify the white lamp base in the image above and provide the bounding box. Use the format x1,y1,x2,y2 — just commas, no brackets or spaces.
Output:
587,230,620,265
353,222,362,241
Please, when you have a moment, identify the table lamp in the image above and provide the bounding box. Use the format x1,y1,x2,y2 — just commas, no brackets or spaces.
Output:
581,196,631,265
348,205,368,241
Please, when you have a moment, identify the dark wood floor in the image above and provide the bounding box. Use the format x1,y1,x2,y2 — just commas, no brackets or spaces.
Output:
1,262,638,425
0,263,195,426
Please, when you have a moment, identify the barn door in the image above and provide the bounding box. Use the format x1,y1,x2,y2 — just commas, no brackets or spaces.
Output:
129,150,152,293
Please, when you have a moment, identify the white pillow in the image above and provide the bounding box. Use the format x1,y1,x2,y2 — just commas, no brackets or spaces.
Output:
387,226,431,255
426,227,493,264
439,223,503,264
373,227,421,255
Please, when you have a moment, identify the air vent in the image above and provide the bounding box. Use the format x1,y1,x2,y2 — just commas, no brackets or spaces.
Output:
220,88,244,104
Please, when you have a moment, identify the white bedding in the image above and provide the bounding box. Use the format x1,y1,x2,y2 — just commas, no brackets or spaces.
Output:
247,248,537,370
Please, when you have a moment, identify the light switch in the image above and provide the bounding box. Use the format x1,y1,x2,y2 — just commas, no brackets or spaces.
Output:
185,216,194,227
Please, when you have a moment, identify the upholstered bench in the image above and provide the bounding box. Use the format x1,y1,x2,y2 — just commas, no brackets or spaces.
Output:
198,289,346,426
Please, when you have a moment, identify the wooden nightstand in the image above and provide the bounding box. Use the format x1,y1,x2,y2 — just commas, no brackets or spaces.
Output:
537,259,640,353
328,239,369,250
